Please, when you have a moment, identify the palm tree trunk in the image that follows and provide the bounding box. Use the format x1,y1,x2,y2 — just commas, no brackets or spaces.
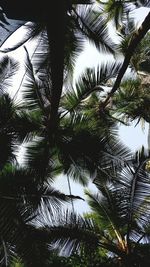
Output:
46,2,67,139
101,11,150,110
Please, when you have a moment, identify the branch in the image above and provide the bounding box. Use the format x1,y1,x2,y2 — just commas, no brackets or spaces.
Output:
100,11,150,110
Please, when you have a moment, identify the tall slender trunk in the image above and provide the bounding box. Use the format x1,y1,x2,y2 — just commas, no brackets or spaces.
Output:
101,11,150,110
46,2,67,140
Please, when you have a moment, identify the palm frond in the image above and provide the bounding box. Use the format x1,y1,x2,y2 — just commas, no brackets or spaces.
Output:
0,23,43,53
99,0,132,30
13,110,42,143
21,46,47,112
37,183,84,219
0,94,19,169
24,136,53,181
0,165,41,266
127,159,150,234
59,109,131,184
113,78,150,123
101,149,150,242
0,164,80,220
85,187,126,237
58,125,104,180
91,134,131,185
9,223,52,267
0,92,41,152
61,62,121,114
73,5,117,54
64,14,85,78
37,209,99,256
103,137,132,165
27,29,49,73
0,55,19,93
64,162,89,186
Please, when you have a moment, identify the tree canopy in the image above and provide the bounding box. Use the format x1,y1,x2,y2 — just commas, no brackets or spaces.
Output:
0,0,150,266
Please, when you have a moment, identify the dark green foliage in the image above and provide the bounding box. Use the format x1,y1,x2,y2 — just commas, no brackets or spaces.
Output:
0,1,150,266
37,149,150,266
113,78,150,122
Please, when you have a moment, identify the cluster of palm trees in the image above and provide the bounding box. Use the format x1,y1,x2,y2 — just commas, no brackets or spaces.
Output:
0,0,150,266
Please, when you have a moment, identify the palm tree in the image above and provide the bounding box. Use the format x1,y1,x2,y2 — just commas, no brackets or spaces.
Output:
39,148,150,267
0,44,132,266
15,50,132,182
98,0,150,30
0,57,83,267
0,37,127,265
0,0,117,139
0,1,149,265
97,0,150,109
110,31,150,152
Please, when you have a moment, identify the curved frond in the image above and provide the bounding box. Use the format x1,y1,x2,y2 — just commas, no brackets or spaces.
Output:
0,55,19,93
61,62,121,114
13,110,42,143
85,187,127,237
73,5,117,54
37,209,99,256
24,137,53,181
0,23,43,53
21,46,49,112
113,78,150,123
64,15,85,78
100,0,131,29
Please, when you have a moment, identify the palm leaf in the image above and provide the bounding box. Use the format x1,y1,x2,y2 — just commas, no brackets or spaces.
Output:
101,0,130,29
126,159,150,240
0,94,19,169
37,209,99,256
0,164,80,220
61,62,121,114
13,110,42,143
21,46,47,112
113,78,150,123
0,23,43,53
73,5,117,54
24,136,53,181
0,55,19,93
63,14,85,79
59,109,131,184
36,181,84,217
85,187,127,244
0,93,41,152
0,166,39,266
